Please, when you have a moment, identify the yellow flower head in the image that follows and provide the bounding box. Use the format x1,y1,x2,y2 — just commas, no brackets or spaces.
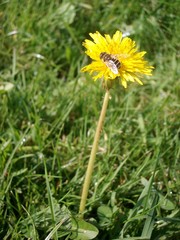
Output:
81,31,154,88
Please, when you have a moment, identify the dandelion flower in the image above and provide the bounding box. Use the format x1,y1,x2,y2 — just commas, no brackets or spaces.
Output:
81,30,154,88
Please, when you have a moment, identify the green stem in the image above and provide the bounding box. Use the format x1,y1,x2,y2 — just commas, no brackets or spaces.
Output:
79,90,110,216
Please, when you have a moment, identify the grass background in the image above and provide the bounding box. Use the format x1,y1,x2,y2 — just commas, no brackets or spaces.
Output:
0,0,179,239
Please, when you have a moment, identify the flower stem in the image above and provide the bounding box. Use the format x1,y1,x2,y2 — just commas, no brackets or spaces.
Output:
79,90,110,217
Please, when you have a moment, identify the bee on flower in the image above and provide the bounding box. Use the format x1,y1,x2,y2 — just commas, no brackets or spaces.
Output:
81,31,154,88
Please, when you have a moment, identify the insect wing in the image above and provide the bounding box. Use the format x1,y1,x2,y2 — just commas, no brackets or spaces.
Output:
105,60,119,74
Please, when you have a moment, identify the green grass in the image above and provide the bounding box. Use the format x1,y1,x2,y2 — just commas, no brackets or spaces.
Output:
0,0,179,239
